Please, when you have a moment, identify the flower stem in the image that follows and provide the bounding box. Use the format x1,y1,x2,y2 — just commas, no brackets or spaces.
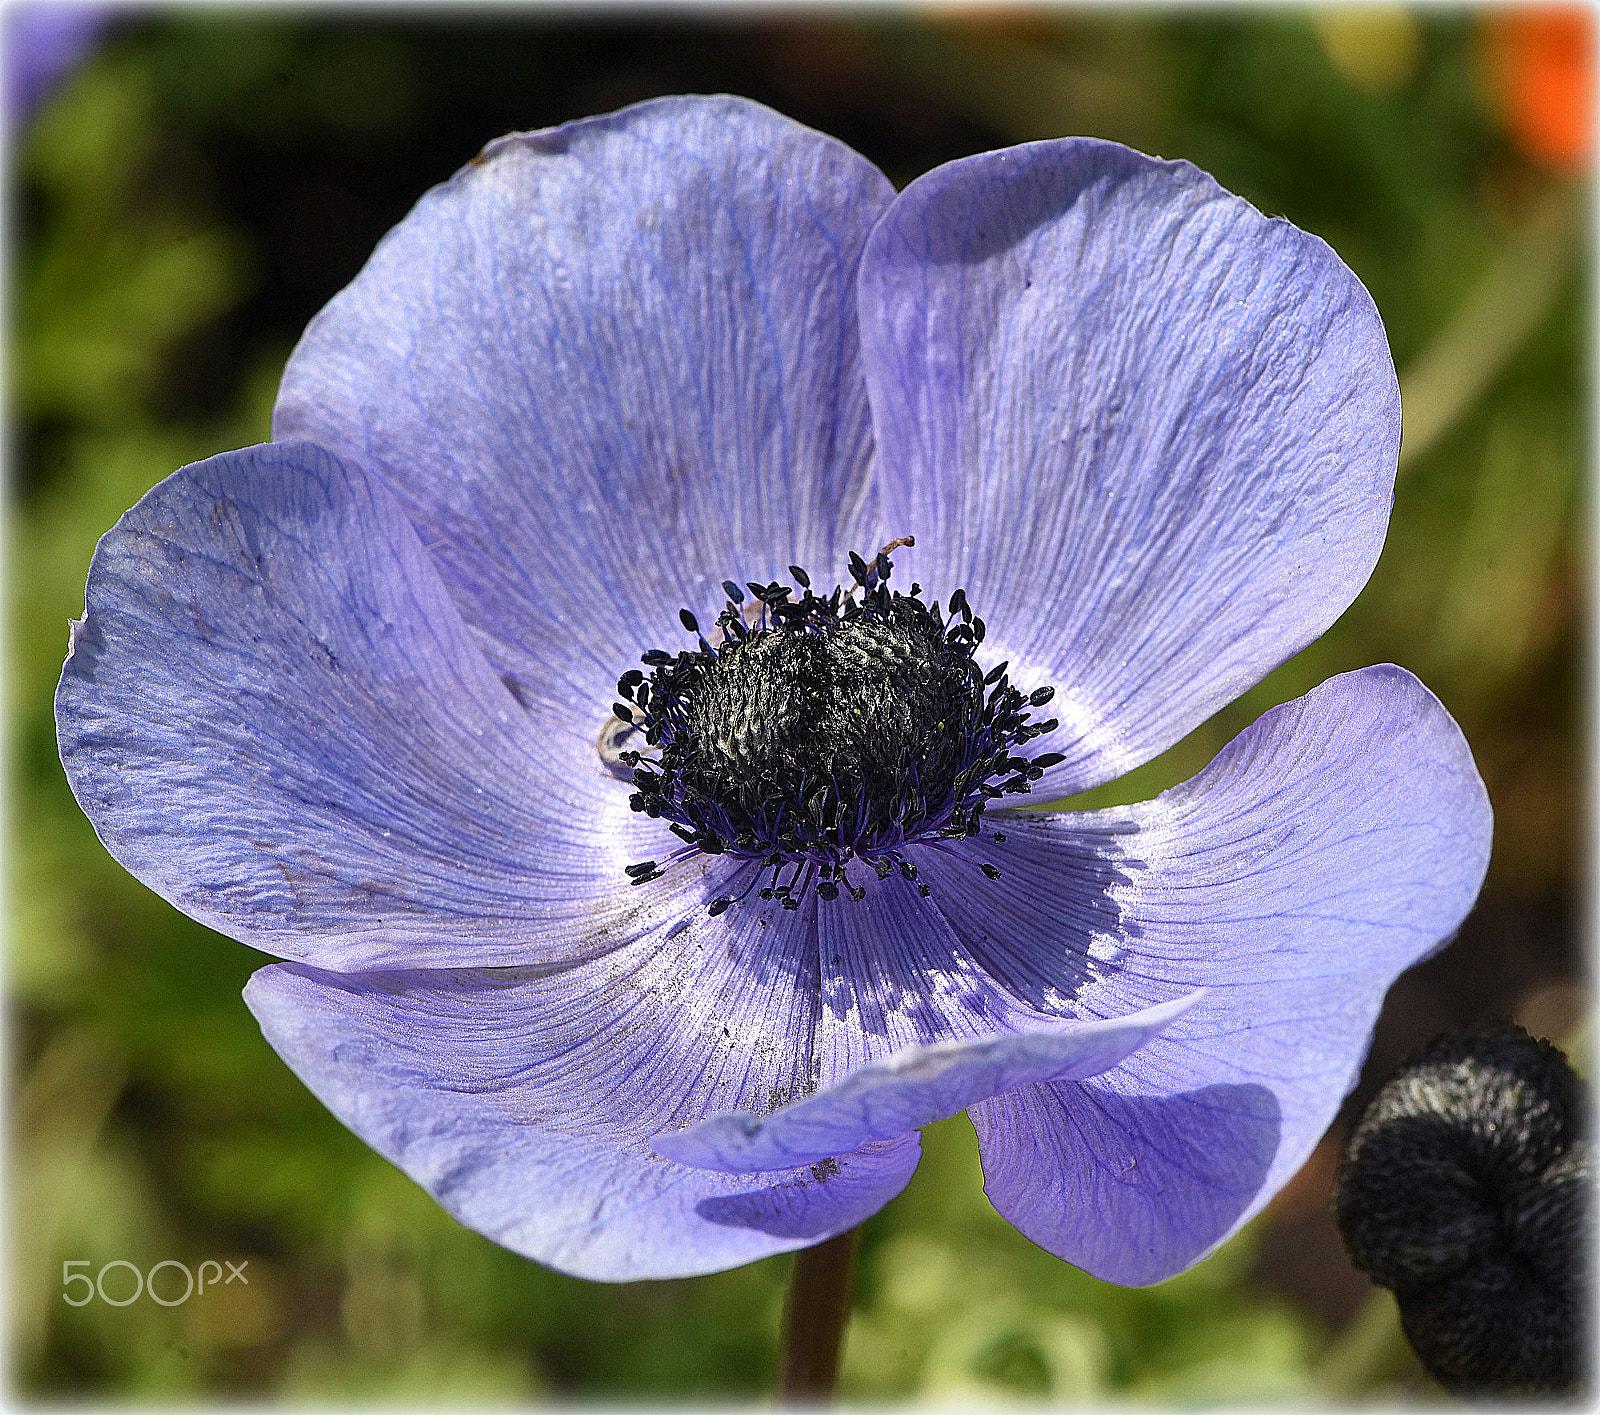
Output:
776,1226,862,1404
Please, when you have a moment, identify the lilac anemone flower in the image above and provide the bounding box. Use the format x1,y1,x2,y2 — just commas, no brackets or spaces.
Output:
57,96,1493,1285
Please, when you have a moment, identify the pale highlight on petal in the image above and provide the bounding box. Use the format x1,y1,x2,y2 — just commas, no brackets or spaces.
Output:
652,992,1200,1173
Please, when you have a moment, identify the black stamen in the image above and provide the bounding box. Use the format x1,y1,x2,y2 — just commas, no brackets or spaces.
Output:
615,549,1061,906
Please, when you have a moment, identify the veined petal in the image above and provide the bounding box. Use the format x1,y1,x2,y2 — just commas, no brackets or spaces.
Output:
653,993,1198,1173
55,440,686,971
960,665,1491,1285
275,95,893,719
859,138,1399,796
243,884,922,1281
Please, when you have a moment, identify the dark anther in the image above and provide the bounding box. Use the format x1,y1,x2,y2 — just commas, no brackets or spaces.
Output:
1028,686,1055,706
981,863,1002,880
992,832,1007,843
615,552,1061,907
707,896,734,917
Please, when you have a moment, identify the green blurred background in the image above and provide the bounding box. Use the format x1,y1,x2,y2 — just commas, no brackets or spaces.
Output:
10,6,1588,1403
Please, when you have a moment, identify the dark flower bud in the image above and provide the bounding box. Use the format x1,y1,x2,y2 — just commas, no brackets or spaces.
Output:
1334,1023,1591,1399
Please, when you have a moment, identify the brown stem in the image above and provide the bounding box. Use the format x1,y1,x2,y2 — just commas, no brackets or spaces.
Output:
775,1226,863,1405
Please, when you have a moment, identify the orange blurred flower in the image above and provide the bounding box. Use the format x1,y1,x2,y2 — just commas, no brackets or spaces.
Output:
1482,4,1595,174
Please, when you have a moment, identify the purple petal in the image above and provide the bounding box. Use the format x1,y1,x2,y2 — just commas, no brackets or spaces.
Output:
858,138,1400,797
274,95,893,721
243,883,923,1281
55,440,688,970
959,664,1491,1285
652,992,1199,1173
6,2,111,121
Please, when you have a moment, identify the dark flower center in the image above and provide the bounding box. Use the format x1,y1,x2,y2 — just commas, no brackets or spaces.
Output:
612,544,1062,912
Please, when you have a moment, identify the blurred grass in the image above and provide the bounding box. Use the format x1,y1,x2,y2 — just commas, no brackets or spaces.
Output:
9,8,1585,1404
